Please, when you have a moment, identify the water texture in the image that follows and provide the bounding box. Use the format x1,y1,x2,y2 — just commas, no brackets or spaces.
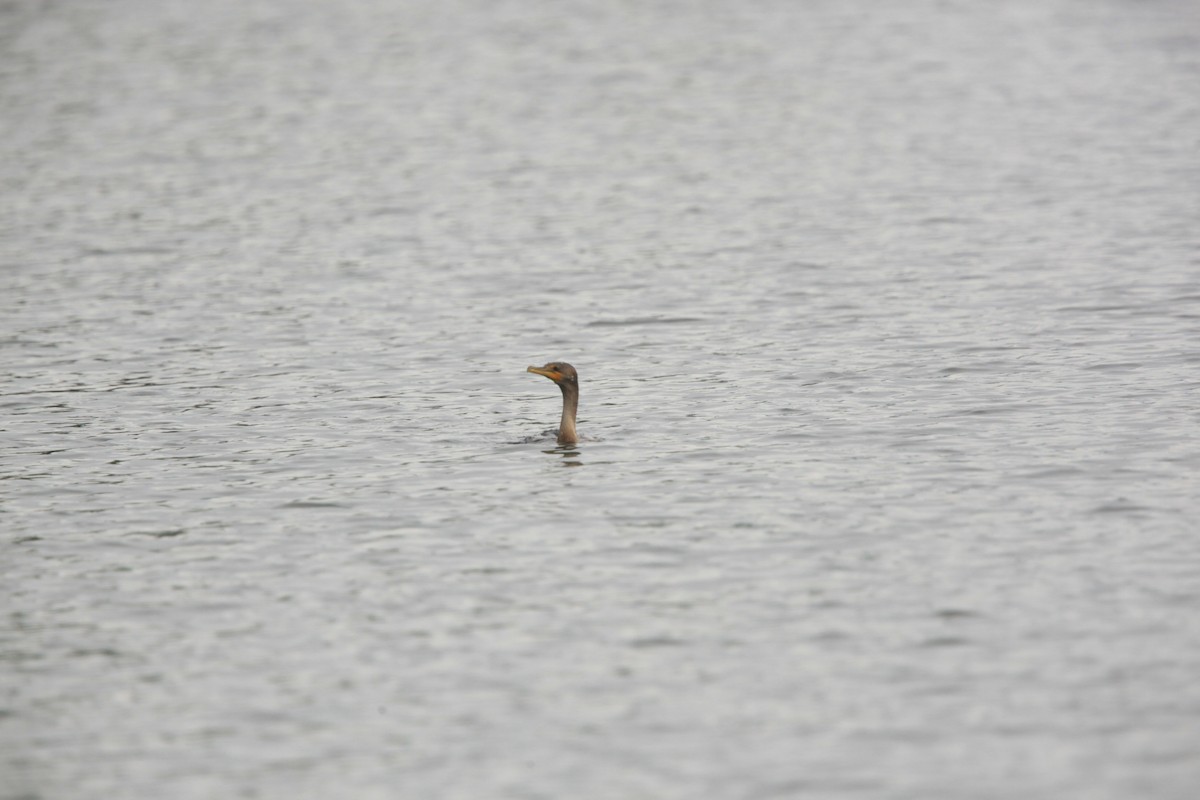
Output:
3,1,1199,798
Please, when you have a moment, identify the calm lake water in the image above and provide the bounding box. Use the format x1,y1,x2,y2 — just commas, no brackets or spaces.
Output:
3,1,1199,798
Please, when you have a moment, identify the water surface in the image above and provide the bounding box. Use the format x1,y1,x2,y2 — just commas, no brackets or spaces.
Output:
3,1,1199,798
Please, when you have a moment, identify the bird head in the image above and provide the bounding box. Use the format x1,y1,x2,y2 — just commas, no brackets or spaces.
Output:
527,362,578,386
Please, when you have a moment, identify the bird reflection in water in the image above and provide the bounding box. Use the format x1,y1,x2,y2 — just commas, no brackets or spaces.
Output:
543,445,584,467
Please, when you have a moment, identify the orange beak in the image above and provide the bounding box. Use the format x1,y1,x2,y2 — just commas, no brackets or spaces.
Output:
527,365,563,382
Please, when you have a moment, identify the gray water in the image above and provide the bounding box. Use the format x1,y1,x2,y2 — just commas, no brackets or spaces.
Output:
3,0,1199,798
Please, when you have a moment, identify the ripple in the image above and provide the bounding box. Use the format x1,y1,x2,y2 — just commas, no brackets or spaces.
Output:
585,316,706,327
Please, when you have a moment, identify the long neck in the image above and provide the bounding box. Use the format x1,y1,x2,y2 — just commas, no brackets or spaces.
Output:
557,382,579,445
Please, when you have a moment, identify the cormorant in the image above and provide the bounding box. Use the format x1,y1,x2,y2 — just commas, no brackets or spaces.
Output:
526,362,579,445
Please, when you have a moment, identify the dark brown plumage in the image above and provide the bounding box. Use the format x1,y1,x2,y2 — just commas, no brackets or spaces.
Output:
526,362,579,445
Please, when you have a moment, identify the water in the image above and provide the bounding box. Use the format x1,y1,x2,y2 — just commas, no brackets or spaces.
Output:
3,0,1199,797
